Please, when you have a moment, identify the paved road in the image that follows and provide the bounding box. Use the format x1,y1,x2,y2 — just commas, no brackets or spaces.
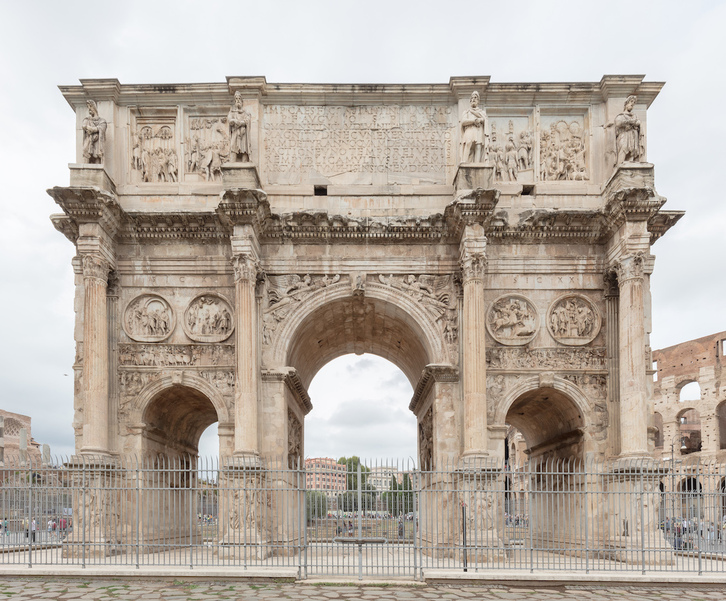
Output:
1,579,726,600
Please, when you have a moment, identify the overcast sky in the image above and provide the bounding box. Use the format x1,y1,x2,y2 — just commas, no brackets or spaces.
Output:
1,0,724,461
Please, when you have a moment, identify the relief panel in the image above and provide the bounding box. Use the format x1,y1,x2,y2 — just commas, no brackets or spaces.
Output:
486,294,539,346
547,294,601,346
539,113,588,181
184,113,231,182
183,294,234,343
123,294,174,343
130,111,178,184
488,116,534,183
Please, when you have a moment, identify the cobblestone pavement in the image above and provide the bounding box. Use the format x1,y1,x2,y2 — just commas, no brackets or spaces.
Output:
1,579,726,600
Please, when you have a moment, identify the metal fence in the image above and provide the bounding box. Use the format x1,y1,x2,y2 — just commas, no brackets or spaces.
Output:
1,454,725,578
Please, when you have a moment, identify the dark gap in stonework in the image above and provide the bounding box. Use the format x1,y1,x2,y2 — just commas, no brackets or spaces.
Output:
314,185,328,196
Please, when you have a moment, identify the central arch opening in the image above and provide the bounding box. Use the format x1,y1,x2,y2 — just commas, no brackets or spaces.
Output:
305,353,416,459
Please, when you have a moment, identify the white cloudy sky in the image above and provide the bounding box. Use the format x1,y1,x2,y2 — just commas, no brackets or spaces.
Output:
0,0,724,460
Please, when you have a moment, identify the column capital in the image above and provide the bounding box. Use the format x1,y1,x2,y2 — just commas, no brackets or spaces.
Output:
231,253,261,283
81,254,112,283
612,251,646,284
460,236,487,281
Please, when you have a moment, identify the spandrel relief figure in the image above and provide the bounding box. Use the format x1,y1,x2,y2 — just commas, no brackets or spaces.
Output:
615,95,644,164
82,100,107,164
184,295,234,343
123,295,174,342
228,91,251,162
460,91,488,163
486,295,539,346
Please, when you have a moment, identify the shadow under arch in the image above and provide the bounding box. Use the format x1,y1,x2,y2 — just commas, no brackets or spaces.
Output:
131,373,232,457
267,281,450,388
495,375,591,462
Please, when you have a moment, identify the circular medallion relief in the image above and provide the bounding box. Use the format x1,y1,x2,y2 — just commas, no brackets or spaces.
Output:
183,294,234,342
547,294,601,346
123,294,175,342
486,294,539,346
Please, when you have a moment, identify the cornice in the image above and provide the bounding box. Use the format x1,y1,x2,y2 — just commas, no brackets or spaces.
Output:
58,76,664,109
50,214,79,244
47,186,124,239
261,368,312,415
647,210,684,245
122,212,229,242
409,364,459,414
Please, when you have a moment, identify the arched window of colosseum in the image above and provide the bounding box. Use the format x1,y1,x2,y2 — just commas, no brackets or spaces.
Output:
717,402,726,451
678,381,701,403
678,409,702,455
653,412,664,449
678,477,703,521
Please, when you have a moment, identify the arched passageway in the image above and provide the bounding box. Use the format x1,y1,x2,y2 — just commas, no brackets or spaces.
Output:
504,386,585,463
143,385,219,457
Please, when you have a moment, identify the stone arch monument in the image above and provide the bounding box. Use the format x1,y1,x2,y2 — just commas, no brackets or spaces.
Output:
49,75,683,559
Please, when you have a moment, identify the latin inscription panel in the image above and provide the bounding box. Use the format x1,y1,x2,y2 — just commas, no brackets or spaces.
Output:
263,105,456,185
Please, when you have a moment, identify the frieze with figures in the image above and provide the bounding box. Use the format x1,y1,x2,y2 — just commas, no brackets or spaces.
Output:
486,347,607,371
183,294,234,343
185,116,231,182
547,294,601,346
489,118,534,183
123,294,174,343
486,294,539,346
118,344,234,367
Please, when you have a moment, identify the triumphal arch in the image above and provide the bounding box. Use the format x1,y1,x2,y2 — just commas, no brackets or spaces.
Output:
48,75,683,560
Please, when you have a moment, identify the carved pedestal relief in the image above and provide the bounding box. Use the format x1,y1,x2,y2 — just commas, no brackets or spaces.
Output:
486,294,539,345
547,294,601,346
287,410,302,468
123,294,174,342
539,116,588,181
183,295,234,343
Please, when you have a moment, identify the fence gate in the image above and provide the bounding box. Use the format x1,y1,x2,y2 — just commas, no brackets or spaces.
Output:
303,459,418,579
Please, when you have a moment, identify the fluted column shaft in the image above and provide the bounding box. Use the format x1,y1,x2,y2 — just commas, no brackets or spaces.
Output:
460,235,488,458
80,254,111,455
615,253,649,456
232,254,260,457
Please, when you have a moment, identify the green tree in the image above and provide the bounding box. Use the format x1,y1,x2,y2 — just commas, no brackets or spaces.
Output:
382,473,414,516
305,490,328,523
336,457,376,513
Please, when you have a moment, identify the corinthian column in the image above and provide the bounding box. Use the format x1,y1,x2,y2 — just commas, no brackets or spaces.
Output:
231,252,261,460
460,231,488,460
80,254,112,456
614,252,649,457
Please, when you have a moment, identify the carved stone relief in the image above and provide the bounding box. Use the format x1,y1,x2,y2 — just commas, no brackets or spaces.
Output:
486,347,607,371
199,370,235,392
228,91,252,163
288,410,302,468
539,117,588,181
118,371,161,397
261,274,341,346
130,117,178,183
377,274,459,343
185,115,231,181
486,294,539,346
547,294,601,346
123,294,174,342
118,344,234,367
183,295,234,343
489,118,534,182
419,407,433,471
